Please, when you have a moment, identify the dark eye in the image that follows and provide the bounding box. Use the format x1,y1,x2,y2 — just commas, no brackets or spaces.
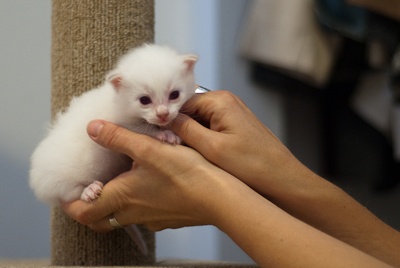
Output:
169,91,180,100
139,96,152,105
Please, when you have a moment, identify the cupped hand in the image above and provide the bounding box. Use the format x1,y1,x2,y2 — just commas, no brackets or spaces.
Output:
172,90,316,200
62,120,241,232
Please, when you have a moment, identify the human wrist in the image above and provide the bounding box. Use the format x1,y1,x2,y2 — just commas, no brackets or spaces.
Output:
207,172,273,230
264,165,337,217
247,155,317,202
177,167,243,227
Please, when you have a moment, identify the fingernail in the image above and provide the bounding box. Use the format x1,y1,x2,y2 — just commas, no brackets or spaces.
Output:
87,120,104,138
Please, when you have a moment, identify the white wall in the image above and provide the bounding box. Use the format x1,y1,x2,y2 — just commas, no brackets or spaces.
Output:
0,0,283,263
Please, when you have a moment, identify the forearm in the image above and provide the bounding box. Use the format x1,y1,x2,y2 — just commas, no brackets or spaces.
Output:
213,179,391,268
170,91,399,265
260,168,400,267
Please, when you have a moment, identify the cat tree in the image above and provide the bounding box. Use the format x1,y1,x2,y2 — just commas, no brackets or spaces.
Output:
51,0,155,265
50,0,257,267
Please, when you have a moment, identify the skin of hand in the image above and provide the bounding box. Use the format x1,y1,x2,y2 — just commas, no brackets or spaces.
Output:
171,90,400,267
62,119,392,268
61,119,237,232
172,90,308,201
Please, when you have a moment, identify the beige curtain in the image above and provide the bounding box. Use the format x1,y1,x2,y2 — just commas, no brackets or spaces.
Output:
239,0,339,87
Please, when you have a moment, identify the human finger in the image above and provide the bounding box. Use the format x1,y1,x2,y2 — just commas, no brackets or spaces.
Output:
180,90,249,127
61,197,117,232
60,199,108,227
85,213,120,233
60,172,138,231
87,120,160,162
172,90,253,163
171,113,221,153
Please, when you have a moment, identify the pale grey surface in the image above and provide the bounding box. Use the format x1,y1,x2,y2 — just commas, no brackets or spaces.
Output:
0,0,52,258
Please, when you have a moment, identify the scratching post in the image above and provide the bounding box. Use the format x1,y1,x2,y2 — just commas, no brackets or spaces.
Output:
50,0,155,265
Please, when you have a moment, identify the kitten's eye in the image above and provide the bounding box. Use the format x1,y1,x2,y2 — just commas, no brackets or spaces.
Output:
139,96,152,105
169,91,180,100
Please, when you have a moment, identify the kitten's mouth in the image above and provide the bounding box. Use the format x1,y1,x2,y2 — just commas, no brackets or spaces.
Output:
146,115,176,127
157,118,170,125
146,119,171,128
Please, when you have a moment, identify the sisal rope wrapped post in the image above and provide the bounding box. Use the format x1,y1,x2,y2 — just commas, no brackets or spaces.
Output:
50,0,155,265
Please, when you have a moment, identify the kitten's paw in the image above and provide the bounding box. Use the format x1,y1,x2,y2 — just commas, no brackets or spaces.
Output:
81,181,103,202
156,130,182,145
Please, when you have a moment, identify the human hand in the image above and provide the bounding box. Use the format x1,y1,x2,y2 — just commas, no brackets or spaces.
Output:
61,120,245,232
171,90,315,201
172,91,400,267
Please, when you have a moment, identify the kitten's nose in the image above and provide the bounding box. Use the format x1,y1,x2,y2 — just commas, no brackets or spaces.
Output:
156,105,169,120
157,112,169,120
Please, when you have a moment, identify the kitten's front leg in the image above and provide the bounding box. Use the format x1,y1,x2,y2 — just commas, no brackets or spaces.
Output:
155,130,182,145
142,125,182,145
81,181,103,202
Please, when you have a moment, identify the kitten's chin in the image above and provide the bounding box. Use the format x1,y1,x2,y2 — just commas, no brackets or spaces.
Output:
148,117,173,126
149,119,173,128
156,120,171,126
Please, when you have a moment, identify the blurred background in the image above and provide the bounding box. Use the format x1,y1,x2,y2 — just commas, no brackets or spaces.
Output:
1,0,400,263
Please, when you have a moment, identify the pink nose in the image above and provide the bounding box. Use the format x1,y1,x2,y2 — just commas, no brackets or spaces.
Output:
157,112,169,120
156,105,169,120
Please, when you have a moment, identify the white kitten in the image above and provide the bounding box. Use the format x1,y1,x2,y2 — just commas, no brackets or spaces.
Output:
29,44,198,254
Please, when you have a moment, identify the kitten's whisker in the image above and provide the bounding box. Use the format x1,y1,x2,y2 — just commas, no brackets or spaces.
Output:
173,113,190,125
128,119,153,135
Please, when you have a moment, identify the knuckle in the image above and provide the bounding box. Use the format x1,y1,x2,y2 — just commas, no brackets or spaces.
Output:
97,122,158,161
98,122,138,157
75,209,92,226
206,136,224,159
101,124,124,149
88,223,109,233
215,90,233,97
220,91,240,106
215,90,236,102
133,140,155,161
210,91,242,112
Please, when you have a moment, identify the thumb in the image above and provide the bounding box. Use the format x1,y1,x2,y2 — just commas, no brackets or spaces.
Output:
171,114,217,154
87,120,156,160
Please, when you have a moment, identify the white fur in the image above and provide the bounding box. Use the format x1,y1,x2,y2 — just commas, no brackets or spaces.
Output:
30,44,197,206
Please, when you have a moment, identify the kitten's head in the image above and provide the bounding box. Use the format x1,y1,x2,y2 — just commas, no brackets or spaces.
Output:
107,44,198,126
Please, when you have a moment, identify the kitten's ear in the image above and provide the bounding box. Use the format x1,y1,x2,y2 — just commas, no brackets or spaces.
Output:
106,71,123,92
182,54,198,73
